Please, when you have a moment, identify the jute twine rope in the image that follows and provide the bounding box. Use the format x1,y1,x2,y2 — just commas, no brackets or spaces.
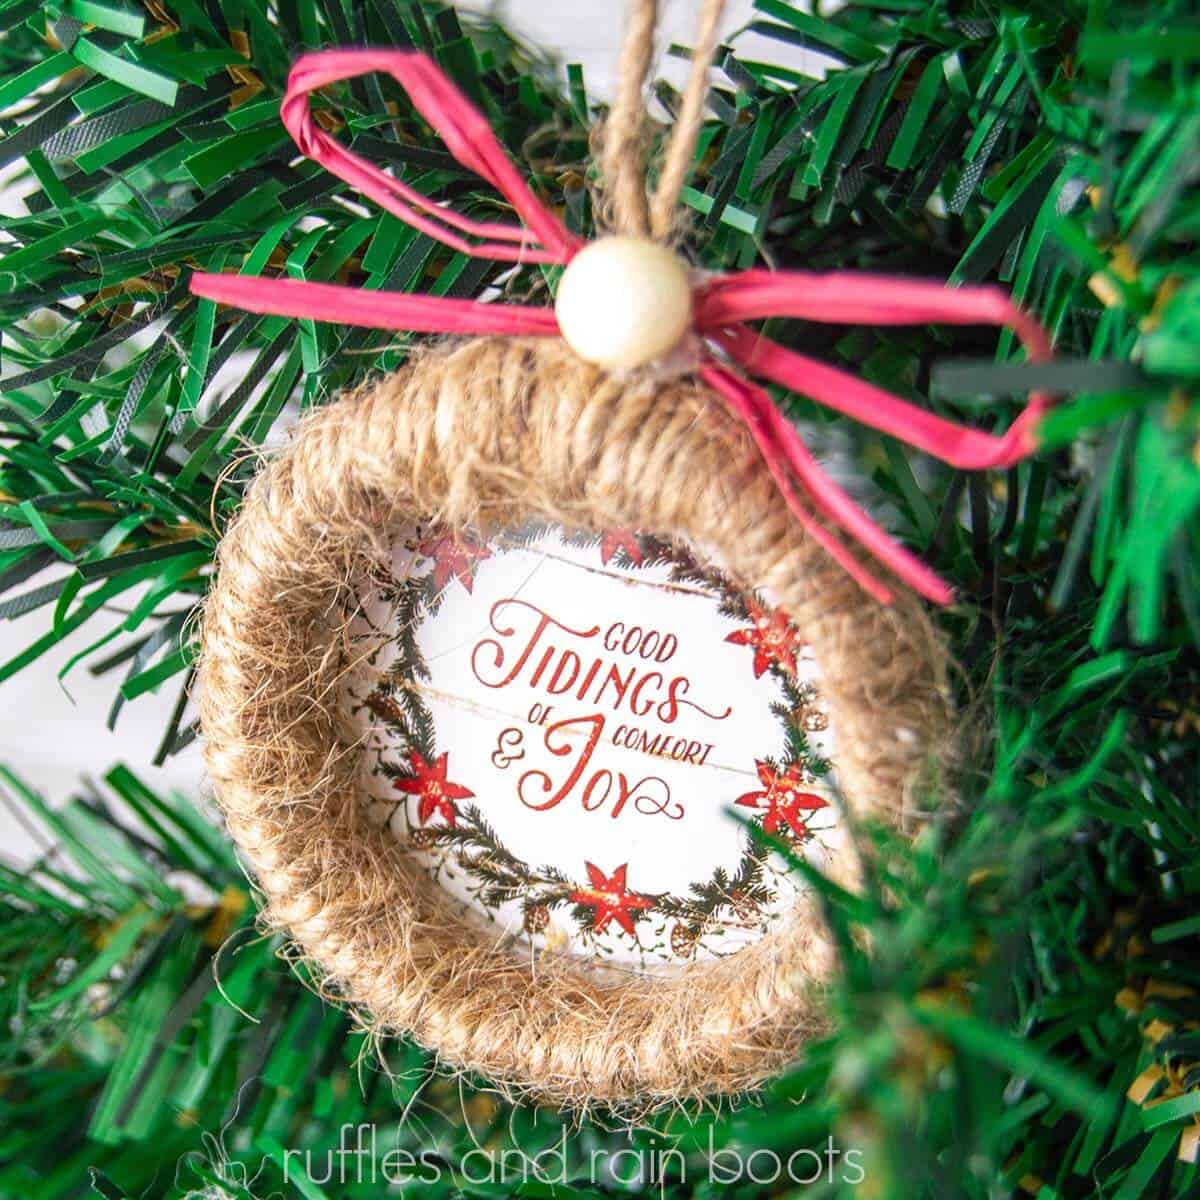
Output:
198,4,953,1107
603,0,727,240
201,340,951,1106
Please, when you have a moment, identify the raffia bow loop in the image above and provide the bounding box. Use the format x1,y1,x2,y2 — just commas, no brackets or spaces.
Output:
279,49,582,264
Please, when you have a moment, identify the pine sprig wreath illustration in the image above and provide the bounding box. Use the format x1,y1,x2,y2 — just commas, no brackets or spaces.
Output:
349,523,832,963
0,0,1198,1197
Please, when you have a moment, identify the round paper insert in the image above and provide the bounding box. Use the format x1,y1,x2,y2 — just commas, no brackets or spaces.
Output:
346,525,842,973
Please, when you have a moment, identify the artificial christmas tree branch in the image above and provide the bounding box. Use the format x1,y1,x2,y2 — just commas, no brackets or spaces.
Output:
1,1,1197,1196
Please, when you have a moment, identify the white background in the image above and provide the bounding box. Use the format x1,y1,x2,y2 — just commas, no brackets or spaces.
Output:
0,2,819,842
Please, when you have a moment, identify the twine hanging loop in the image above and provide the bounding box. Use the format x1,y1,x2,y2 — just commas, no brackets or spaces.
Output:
602,0,729,240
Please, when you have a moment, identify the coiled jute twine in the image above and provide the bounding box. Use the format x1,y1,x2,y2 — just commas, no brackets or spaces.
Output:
199,0,953,1108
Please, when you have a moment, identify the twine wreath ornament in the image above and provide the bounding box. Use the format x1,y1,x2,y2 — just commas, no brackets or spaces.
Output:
194,0,1054,1105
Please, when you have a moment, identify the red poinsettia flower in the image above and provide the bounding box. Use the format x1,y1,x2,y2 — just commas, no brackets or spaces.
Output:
394,751,474,826
599,529,643,566
725,601,806,678
569,862,653,936
419,531,492,593
736,760,827,839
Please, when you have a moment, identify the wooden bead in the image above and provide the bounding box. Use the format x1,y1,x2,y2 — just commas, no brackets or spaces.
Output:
554,236,693,370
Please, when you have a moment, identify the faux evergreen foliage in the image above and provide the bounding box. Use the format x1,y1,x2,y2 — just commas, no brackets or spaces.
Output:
0,1,1197,1197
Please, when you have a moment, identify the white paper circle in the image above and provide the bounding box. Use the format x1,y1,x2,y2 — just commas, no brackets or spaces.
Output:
345,524,844,974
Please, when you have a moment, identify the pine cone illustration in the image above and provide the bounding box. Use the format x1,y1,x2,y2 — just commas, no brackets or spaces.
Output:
792,683,829,732
802,707,829,732
729,889,759,922
670,922,698,958
409,827,439,850
366,688,406,726
523,904,551,934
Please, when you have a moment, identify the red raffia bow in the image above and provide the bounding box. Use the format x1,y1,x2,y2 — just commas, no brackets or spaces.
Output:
190,49,1053,607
